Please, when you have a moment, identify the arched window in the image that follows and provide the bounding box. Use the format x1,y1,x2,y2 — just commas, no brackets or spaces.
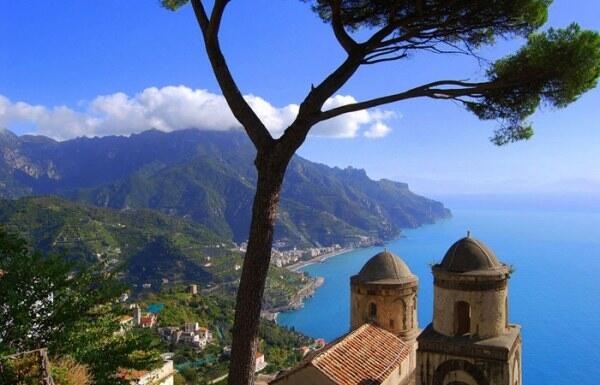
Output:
455,301,471,336
369,303,377,319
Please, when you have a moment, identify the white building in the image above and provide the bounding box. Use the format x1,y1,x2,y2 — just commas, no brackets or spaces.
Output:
255,352,267,373
158,323,213,350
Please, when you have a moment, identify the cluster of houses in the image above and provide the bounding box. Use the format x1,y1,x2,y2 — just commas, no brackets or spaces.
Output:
111,285,279,384
158,322,213,350
271,245,343,267
118,304,158,334
237,241,345,268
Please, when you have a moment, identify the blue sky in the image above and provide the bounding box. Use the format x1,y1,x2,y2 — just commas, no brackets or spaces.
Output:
1,0,599,195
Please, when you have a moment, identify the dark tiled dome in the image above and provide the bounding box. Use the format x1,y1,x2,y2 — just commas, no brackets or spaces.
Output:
357,251,414,282
439,236,500,273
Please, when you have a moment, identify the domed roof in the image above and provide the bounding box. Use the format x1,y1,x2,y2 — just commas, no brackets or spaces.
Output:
357,251,414,283
439,235,501,273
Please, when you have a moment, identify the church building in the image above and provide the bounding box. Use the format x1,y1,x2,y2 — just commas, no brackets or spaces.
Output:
270,235,522,385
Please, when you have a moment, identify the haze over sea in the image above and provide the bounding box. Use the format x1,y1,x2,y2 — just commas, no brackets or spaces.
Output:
278,195,600,385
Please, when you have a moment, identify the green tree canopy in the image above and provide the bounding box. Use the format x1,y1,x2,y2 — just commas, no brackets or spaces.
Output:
0,228,161,385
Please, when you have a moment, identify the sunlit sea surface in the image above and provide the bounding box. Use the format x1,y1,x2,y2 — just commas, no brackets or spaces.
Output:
278,203,600,385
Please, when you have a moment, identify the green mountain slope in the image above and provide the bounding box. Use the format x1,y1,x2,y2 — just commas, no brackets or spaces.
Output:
0,196,219,283
0,129,450,247
0,196,307,308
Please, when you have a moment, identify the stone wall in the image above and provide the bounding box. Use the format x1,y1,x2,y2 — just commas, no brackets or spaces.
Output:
432,285,507,339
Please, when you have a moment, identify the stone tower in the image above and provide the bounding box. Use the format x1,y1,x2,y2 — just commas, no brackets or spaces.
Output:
133,304,142,326
417,235,522,385
351,251,419,371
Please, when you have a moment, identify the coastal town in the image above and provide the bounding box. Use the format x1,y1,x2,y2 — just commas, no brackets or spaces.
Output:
237,234,381,269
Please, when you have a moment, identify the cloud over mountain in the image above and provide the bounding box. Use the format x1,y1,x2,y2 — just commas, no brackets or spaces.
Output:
0,86,397,141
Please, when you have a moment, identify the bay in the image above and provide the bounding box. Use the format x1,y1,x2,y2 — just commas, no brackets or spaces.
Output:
277,207,600,384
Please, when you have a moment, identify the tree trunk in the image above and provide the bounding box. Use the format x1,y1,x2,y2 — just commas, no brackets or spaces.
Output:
227,149,289,385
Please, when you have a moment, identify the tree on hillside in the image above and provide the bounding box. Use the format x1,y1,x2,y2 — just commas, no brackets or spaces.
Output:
0,228,160,385
162,1,600,384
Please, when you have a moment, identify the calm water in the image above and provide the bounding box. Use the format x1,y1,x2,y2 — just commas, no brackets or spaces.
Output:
278,207,600,384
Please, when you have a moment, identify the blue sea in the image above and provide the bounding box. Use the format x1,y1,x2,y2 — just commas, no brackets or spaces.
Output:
278,202,600,384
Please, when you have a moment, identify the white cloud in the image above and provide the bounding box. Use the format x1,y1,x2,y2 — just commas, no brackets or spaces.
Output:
364,122,392,138
0,86,397,141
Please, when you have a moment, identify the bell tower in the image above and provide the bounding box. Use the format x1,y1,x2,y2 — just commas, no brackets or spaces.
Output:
350,250,419,373
417,235,522,385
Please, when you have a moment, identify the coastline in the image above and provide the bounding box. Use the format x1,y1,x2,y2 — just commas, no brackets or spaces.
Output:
267,246,359,323
264,276,325,322
261,247,362,322
286,247,355,272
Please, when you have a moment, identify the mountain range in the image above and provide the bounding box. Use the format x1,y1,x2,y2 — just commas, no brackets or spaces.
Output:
0,128,450,248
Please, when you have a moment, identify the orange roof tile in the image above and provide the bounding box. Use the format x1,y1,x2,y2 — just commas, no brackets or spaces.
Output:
273,324,410,385
140,314,156,326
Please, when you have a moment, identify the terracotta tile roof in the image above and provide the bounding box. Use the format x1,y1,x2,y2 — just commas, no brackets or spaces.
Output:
140,314,156,327
272,324,410,385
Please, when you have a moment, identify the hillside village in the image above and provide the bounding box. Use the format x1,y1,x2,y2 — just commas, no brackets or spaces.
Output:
108,284,325,385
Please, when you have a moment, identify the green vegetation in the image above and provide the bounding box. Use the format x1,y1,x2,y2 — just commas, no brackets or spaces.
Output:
0,195,221,267
0,228,308,384
0,352,46,385
0,228,161,385
0,196,309,309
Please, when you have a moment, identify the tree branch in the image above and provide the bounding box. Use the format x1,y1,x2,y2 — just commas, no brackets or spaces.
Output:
208,0,229,36
190,0,273,151
330,0,358,54
189,0,209,32
316,80,503,121
277,54,364,155
364,46,405,61
363,53,408,64
273,5,494,156
275,15,429,154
